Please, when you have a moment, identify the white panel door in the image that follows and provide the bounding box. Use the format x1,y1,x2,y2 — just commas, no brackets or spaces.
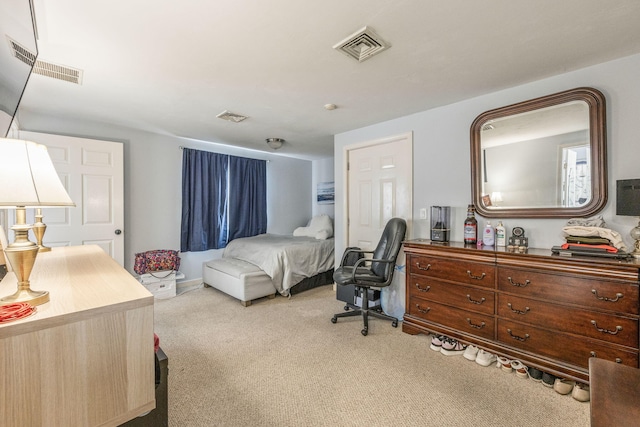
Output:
19,131,125,265
346,132,412,319
347,133,412,250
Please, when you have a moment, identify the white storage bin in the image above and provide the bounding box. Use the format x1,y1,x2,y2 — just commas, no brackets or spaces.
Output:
139,270,177,299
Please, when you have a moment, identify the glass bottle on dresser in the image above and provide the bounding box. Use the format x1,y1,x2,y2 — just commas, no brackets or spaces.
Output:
463,204,478,245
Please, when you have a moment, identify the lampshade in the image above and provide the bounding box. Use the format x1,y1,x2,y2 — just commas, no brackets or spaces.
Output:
0,138,75,207
0,138,75,307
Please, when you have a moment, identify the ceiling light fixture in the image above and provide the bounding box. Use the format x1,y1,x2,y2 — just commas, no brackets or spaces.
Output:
266,138,284,150
324,104,337,110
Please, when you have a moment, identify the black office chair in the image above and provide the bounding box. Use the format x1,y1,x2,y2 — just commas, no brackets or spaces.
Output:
331,217,407,336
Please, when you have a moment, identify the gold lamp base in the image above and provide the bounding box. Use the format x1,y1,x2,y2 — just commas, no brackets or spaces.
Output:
0,207,50,306
33,209,51,252
0,288,49,306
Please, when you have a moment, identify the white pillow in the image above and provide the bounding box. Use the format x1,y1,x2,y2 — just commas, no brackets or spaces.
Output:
293,214,333,239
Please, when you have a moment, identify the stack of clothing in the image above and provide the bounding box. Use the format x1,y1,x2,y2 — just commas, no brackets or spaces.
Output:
554,216,629,258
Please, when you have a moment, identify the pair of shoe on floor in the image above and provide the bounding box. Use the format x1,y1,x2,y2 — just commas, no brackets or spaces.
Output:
462,345,496,367
496,356,529,378
553,378,590,402
429,335,467,356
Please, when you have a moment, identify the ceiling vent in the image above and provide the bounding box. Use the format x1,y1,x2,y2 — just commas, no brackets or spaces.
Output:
6,36,36,67
216,110,248,123
333,26,391,62
7,36,83,84
33,60,83,85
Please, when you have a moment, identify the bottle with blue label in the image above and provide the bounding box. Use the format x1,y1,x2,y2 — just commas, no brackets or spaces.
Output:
482,221,495,246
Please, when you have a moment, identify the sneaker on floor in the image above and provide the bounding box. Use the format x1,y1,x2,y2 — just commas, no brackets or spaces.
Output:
528,367,543,382
542,372,557,388
429,335,446,351
571,383,590,402
463,345,479,361
554,378,576,395
497,356,512,372
511,360,528,379
475,349,497,367
440,338,467,356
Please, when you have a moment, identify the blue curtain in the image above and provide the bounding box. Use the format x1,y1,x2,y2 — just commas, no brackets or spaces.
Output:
228,156,267,240
180,148,229,251
180,148,267,252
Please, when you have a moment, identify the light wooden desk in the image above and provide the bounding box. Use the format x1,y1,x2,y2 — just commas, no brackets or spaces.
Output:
0,245,155,427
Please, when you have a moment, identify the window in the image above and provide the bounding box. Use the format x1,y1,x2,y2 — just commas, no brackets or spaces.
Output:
180,148,266,252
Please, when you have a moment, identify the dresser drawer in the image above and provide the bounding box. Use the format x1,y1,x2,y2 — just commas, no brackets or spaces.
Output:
408,255,495,288
408,297,494,339
409,274,495,315
497,294,638,347
497,267,639,314
497,319,638,369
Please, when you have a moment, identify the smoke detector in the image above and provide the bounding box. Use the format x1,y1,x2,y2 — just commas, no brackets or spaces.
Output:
333,26,391,62
216,110,248,123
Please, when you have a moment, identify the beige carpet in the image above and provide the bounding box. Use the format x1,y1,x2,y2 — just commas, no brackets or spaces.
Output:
153,285,590,427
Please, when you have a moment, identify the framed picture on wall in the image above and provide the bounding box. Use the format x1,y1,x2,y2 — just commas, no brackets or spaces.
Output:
317,182,334,205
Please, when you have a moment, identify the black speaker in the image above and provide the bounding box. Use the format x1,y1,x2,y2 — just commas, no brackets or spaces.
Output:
616,179,640,216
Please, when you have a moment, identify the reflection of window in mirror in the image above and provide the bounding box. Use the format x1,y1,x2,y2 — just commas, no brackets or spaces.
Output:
480,100,590,209
561,145,591,207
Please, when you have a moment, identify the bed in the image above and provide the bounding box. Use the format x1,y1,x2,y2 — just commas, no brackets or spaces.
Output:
203,232,335,305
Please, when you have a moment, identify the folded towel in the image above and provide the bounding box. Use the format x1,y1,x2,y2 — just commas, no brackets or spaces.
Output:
566,215,606,228
561,243,618,253
562,226,627,251
565,235,612,245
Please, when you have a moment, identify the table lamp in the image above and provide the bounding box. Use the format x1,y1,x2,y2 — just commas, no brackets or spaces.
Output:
0,138,75,306
616,179,640,258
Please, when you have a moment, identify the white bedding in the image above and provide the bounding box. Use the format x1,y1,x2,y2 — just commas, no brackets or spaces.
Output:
222,234,335,295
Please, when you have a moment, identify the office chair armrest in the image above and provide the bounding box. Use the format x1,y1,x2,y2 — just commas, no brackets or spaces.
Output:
351,258,397,285
341,248,373,266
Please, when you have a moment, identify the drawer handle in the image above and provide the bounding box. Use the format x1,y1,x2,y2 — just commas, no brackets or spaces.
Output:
591,289,624,302
507,277,530,287
466,294,486,305
466,318,486,329
467,271,486,280
590,352,623,364
415,284,431,292
416,262,431,271
591,320,623,335
507,329,530,342
507,303,530,315
415,304,431,314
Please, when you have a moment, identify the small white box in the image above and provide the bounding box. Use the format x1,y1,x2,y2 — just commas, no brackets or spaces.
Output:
139,271,177,299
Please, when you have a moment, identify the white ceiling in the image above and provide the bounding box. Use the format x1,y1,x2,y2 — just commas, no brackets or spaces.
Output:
18,0,640,160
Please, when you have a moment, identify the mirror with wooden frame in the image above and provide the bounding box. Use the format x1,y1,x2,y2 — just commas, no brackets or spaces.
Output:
470,87,607,218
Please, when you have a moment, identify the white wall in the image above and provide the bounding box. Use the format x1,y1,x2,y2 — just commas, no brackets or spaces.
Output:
16,112,315,281
334,53,640,260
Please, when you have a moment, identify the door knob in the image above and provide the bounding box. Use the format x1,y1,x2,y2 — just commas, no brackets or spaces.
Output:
115,229,122,235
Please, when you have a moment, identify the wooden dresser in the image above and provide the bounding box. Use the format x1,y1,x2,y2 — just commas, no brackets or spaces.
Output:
0,245,155,426
403,240,640,382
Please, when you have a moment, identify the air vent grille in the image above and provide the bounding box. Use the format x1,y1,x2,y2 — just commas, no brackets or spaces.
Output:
333,26,391,62
7,36,83,84
216,110,248,123
33,60,83,84
6,36,36,67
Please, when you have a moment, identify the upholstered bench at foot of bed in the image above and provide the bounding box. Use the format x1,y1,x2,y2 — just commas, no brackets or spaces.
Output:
203,258,276,306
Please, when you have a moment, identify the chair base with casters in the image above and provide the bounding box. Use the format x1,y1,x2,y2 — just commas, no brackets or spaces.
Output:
331,287,398,336
330,217,407,336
